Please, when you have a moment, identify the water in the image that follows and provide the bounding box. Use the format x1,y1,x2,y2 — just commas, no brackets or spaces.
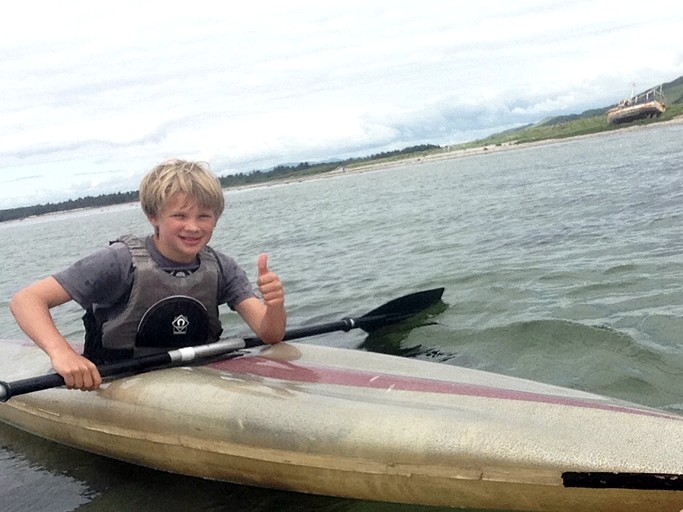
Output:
1,123,683,511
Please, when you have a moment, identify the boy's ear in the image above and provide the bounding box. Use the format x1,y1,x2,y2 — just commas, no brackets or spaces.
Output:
147,216,160,237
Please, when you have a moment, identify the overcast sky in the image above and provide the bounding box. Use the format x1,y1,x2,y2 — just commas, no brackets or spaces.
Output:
2,0,682,209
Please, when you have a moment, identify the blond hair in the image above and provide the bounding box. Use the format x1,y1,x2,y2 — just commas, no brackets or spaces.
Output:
140,159,225,218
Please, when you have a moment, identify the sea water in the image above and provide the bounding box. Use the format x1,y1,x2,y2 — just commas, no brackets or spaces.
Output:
1,122,682,511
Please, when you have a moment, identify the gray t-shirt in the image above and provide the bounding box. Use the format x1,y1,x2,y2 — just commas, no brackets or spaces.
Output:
53,235,255,312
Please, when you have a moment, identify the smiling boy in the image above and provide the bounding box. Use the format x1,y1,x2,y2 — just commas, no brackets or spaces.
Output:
10,160,286,391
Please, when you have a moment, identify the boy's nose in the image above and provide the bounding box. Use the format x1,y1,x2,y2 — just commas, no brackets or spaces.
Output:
185,218,201,231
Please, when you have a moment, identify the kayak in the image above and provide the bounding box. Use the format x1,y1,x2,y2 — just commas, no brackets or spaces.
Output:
0,338,681,512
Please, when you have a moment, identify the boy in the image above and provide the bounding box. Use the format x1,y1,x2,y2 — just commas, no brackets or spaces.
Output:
10,159,286,391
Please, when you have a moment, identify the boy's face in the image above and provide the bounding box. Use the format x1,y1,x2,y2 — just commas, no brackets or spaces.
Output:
148,192,218,263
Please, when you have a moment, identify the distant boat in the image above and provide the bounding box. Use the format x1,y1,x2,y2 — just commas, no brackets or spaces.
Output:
606,84,666,124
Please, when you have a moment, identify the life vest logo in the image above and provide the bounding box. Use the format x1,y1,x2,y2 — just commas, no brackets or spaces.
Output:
171,314,190,335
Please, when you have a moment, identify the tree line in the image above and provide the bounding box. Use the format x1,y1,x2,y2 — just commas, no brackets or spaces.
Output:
0,191,141,223
0,144,439,222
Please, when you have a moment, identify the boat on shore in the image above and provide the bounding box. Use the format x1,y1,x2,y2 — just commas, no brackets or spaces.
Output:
606,85,666,124
0,338,681,512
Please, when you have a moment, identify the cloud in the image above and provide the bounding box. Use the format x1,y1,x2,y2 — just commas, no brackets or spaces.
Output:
2,1,683,209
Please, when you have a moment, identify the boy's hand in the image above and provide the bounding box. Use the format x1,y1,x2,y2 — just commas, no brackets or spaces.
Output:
257,253,285,308
51,348,102,391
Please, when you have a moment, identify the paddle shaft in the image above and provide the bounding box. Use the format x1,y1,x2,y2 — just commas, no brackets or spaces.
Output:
0,337,256,401
0,288,444,401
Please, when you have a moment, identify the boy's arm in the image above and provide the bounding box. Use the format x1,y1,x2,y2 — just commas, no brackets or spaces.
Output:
235,254,287,344
10,276,102,390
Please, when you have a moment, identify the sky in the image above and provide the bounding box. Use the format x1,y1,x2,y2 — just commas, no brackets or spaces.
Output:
2,0,683,209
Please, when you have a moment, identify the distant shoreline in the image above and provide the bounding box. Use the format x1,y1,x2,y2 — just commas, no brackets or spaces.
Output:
232,114,683,191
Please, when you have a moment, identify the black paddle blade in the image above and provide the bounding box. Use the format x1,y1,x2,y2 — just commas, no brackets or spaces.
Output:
356,287,444,332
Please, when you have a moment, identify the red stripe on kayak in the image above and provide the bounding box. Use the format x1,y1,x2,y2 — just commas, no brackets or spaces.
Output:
211,356,681,421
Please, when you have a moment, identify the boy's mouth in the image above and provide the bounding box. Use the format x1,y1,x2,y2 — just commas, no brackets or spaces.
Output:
180,235,203,244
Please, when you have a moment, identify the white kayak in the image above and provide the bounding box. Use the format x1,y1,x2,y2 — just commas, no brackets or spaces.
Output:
0,338,681,512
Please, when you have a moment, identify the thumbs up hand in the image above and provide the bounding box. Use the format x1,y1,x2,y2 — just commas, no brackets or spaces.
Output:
239,253,287,344
257,253,285,308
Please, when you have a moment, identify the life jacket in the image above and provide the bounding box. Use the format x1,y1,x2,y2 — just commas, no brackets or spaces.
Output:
83,235,223,363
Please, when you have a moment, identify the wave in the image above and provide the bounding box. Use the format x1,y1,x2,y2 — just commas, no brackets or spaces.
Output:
360,315,683,411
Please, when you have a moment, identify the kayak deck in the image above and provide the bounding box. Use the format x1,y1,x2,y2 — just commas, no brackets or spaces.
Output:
0,339,681,511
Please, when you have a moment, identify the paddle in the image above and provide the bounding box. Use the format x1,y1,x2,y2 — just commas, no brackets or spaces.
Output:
0,287,444,401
